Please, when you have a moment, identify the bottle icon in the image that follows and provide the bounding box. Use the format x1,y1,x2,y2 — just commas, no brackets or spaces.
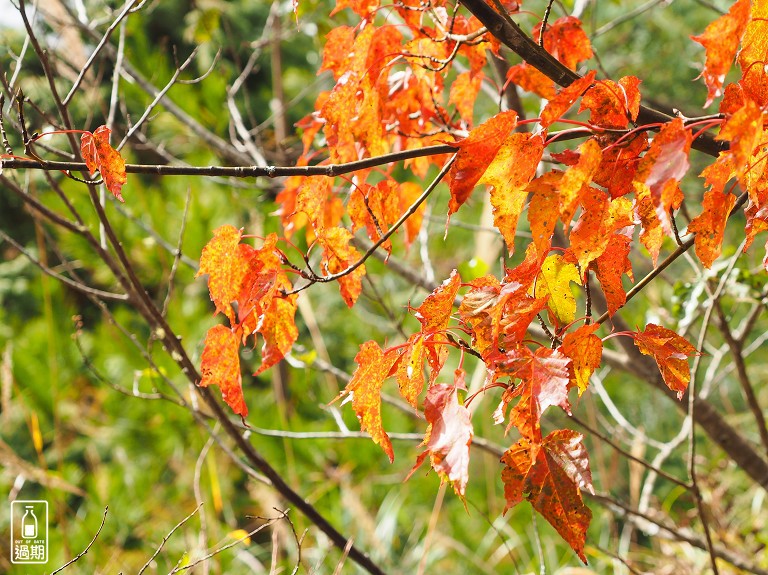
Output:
21,506,37,539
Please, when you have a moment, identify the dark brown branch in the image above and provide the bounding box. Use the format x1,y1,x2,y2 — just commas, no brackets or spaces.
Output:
714,299,768,457
458,0,726,158
1,144,457,179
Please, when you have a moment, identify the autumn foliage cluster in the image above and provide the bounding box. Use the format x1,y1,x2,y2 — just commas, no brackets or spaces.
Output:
56,0,768,562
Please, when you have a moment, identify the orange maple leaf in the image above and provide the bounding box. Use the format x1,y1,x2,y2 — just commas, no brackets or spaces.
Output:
197,225,255,324
399,181,427,247
480,132,545,253
569,187,634,273
501,429,593,563
632,324,698,398
342,341,400,462
506,63,557,100
716,98,763,183
254,288,299,375
348,180,401,253
200,324,247,417
316,227,366,307
540,70,596,128
407,378,474,497
691,0,750,107
534,16,593,71
527,170,562,256
447,110,519,214
413,269,462,378
592,233,633,316
330,0,378,18
80,125,127,202
449,71,483,125
561,324,603,395
395,334,426,407
558,138,603,227
738,1,768,107
580,76,642,129
687,188,737,268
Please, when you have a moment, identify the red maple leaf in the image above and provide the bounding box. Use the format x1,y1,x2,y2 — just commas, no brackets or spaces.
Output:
501,429,593,562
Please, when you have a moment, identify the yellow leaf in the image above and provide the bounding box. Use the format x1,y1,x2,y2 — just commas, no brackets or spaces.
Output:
534,254,581,325
227,529,252,545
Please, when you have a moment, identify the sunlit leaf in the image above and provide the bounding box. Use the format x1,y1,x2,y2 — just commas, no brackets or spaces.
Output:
342,341,399,462
447,110,518,214
691,0,750,107
200,325,247,417
480,132,545,253
407,379,473,497
534,254,581,325
561,324,602,395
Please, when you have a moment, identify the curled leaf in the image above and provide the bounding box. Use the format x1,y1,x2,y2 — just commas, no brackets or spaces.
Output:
81,125,127,202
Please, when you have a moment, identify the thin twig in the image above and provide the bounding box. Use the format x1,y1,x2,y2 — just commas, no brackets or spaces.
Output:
169,510,288,574
63,0,136,105
49,506,108,575
0,229,128,301
137,504,203,575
